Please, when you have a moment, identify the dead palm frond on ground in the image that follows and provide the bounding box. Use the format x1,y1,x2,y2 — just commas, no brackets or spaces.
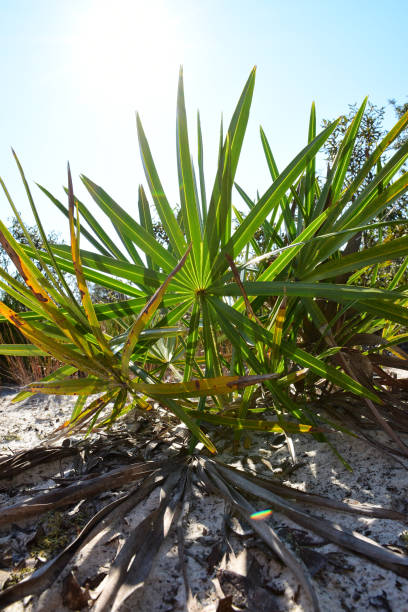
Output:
0,426,408,612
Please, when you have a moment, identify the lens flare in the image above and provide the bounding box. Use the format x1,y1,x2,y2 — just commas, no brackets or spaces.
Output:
250,509,273,521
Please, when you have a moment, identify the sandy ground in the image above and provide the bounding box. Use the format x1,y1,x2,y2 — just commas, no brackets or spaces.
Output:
0,386,408,612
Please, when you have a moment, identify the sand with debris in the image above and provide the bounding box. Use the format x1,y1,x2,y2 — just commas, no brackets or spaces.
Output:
0,386,408,612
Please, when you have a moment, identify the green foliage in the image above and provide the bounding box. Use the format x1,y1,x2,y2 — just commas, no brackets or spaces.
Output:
0,218,66,384
1,68,408,454
322,102,386,196
389,97,408,150
321,99,408,287
0,217,63,305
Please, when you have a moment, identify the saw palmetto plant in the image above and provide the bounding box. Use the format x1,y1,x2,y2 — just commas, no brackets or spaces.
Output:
232,96,408,457
1,68,408,610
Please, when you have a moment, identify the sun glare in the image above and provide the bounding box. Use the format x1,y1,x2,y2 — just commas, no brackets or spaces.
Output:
71,0,182,109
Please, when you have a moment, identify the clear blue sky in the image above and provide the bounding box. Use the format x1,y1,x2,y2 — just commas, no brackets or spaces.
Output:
1,0,407,243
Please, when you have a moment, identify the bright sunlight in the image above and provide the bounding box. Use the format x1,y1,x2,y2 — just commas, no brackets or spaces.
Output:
71,0,182,109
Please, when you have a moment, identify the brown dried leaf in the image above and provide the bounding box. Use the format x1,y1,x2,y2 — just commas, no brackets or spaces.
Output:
62,571,89,610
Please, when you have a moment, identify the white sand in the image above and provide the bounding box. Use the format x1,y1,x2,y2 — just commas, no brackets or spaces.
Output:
1,387,408,612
